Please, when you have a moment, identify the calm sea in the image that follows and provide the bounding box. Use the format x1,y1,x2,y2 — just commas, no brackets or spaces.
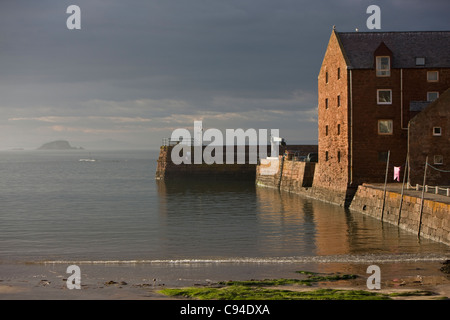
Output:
0,149,448,267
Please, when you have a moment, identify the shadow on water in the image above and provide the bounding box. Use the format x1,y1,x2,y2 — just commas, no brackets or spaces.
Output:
156,177,256,195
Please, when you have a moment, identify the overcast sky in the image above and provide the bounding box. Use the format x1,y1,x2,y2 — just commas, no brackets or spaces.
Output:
1,0,449,150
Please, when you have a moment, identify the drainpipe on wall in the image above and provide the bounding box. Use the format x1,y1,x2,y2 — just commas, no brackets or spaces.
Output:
407,121,411,185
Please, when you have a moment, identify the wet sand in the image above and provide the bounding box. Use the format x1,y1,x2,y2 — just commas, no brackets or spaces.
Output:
1,260,449,300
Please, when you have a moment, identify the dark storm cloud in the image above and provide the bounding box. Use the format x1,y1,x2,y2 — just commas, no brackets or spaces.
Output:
0,0,449,148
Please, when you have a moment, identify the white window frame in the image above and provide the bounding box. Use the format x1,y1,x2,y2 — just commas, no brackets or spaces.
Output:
427,71,439,82
434,155,443,165
376,56,390,77
427,92,439,101
378,120,393,135
433,127,442,136
377,89,392,105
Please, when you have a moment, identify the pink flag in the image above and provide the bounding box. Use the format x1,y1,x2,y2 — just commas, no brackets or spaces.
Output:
394,166,401,181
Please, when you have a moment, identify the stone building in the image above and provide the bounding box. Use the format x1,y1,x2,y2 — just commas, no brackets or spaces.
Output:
408,88,450,186
316,29,450,199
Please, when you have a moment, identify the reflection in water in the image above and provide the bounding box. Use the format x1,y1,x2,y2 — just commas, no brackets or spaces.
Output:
256,187,448,257
255,187,317,257
157,179,449,262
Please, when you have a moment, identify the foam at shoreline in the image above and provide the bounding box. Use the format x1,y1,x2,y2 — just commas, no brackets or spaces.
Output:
22,253,449,266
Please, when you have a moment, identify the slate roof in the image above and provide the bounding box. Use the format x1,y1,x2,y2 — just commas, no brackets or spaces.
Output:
336,31,450,69
410,101,431,112
410,88,450,123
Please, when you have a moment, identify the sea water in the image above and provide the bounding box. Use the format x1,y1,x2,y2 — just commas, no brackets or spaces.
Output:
0,149,448,285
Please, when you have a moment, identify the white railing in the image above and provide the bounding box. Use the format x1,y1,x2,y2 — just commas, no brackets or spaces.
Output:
407,182,450,197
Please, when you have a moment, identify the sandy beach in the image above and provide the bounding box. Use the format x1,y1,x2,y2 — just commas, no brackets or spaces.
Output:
1,260,449,300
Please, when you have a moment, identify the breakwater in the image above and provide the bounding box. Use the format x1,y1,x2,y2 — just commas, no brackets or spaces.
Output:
155,145,257,180
255,157,450,246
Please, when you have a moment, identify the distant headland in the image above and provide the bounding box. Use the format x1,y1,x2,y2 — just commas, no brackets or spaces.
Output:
37,140,83,150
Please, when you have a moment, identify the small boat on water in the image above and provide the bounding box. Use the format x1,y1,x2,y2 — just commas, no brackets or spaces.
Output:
79,153,96,162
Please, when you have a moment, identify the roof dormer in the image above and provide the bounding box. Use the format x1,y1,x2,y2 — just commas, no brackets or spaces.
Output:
374,42,392,77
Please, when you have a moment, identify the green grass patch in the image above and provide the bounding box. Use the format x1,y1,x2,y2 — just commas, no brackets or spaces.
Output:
218,272,358,287
159,286,391,300
159,271,371,300
157,271,440,300
388,290,434,297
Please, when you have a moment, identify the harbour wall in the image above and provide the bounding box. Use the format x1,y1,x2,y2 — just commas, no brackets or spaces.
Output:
349,184,450,246
256,156,355,207
255,157,450,246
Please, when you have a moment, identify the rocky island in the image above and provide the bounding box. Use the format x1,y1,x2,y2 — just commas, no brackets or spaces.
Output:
37,140,83,150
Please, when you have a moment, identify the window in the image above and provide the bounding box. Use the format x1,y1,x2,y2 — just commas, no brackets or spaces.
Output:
337,67,341,80
325,71,328,83
337,151,341,163
378,120,393,135
427,71,439,82
325,125,328,136
325,151,329,161
427,92,439,101
377,89,392,104
337,95,341,107
376,56,390,76
416,57,425,66
433,127,442,136
325,98,328,109
434,155,443,165
337,124,341,135
378,151,389,162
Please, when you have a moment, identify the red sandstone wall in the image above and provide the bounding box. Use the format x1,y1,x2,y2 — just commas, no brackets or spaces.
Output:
350,69,408,185
316,31,350,192
409,90,450,185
